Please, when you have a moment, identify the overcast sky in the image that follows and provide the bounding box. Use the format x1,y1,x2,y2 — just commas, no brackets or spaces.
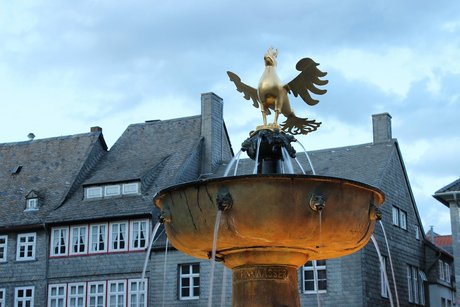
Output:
1,0,458,234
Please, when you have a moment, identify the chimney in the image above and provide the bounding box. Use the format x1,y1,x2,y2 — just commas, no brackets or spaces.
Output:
372,113,392,143
90,126,102,133
201,92,224,174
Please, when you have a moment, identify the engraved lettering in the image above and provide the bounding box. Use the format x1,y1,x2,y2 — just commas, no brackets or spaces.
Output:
234,266,289,283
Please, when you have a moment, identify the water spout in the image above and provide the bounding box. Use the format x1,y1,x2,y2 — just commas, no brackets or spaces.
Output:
224,149,243,177
371,235,394,307
294,157,306,174
296,141,316,175
253,136,262,174
162,237,169,307
208,210,223,307
281,147,295,174
141,221,162,280
379,221,400,307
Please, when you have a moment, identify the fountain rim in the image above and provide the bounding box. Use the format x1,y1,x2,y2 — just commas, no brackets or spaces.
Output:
154,174,385,205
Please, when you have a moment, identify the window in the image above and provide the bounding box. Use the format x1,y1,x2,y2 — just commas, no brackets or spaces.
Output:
302,260,327,294
128,279,147,307
51,227,68,256
25,198,38,211
68,283,85,307
414,225,420,240
86,187,103,199
445,263,451,283
85,182,140,200
88,282,105,307
108,280,126,307
179,263,200,300
109,222,128,252
14,286,34,307
407,265,426,305
439,260,445,280
0,235,7,262
90,224,107,253
380,256,388,298
392,206,407,230
0,288,5,307
130,220,148,250
105,185,121,197
16,233,36,261
48,284,66,307
70,225,87,255
122,183,139,195
439,260,451,282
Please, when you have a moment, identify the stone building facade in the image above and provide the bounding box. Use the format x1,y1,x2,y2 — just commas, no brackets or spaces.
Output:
0,93,453,306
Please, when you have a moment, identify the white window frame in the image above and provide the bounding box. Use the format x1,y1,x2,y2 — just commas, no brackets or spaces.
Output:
130,220,149,251
108,280,126,307
0,288,5,307
412,266,419,304
445,262,451,283
0,235,7,262
104,185,121,197
85,187,103,199
392,206,399,226
90,223,108,253
122,183,139,195
415,225,420,240
302,260,327,294
439,260,445,280
48,284,66,307
399,210,407,230
380,256,388,298
14,286,34,307
179,263,200,300
392,206,407,230
70,225,88,255
109,221,128,252
68,283,86,307
25,198,39,211
408,264,425,305
87,282,105,307
51,227,69,257
128,279,147,307
16,233,36,261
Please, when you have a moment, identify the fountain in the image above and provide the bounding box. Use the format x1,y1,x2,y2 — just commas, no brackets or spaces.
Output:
153,49,384,306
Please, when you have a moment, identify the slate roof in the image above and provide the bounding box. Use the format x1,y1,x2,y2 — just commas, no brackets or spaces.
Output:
215,139,396,188
0,132,105,230
46,116,203,223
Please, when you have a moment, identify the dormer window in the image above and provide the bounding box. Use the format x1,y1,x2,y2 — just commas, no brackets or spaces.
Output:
84,182,140,200
105,185,121,197
25,190,40,211
86,187,103,199
26,198,39,211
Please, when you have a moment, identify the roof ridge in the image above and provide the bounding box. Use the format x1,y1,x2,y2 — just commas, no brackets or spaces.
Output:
0,132,95,147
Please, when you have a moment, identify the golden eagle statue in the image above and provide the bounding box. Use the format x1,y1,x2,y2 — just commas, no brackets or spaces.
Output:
227,48,328,135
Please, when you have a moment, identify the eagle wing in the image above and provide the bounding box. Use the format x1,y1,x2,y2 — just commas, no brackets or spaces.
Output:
227,71,260,108
284,58,328,106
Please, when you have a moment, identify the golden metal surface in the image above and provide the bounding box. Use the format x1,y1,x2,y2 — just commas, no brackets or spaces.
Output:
154,174,384,269
227,48,328,135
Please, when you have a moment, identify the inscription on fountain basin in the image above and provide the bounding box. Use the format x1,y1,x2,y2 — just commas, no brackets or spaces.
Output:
234,266,289,283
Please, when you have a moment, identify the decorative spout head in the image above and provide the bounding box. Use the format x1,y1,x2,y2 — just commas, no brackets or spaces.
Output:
309,194,326,212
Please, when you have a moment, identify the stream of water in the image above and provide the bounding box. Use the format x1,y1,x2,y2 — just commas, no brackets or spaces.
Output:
371,235,394,307
208,210,223,307
379,221,400,307
161,238,169,307
296,141,316,175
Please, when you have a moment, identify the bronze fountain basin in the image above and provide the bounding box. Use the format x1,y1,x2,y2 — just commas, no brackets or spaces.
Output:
154,174,384,307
